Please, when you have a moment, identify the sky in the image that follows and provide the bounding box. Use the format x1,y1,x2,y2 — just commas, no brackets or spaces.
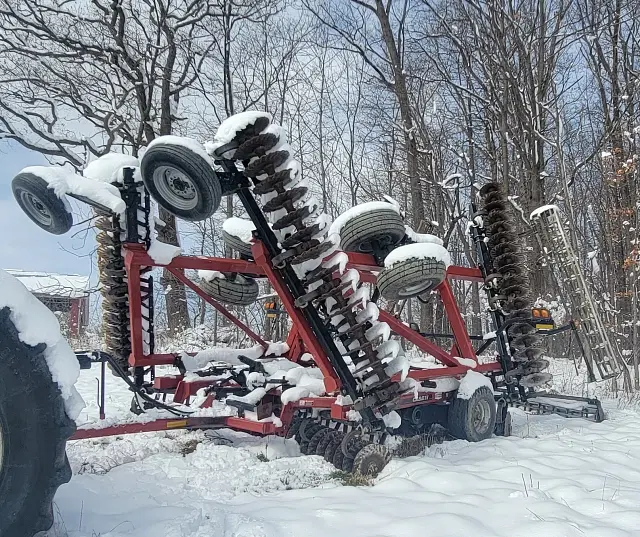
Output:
0,140,98,281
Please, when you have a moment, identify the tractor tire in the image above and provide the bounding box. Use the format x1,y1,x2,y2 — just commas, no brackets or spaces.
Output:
316,429,338,456
0,307,76,537
141,141,222,221
199,274,259,306
222,228,253,258
12,172,73,235
448,386,496,442
324,432,344,462
299,423,323,455
353,443,391,477
307,427,329,455
339,209,406,254
377,257,447,300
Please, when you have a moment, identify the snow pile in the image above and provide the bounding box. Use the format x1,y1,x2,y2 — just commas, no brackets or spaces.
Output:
280,367,327,404
382,410,402,429
328,201,401,236
0,269,84,420
198,269,225,282
83,153,139,183
181,344,267,372
384,242,451,268
405,225,443,246
147,239,181,265
6,269,90,298
223,216,256,243
530,204,560,220
180,342,289,372
21,165,125,214
147,135,212,165
213,111,273,145
61,369,640,537
456,370,494,399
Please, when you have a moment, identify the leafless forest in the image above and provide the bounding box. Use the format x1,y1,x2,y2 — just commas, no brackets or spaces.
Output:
1,0,638,382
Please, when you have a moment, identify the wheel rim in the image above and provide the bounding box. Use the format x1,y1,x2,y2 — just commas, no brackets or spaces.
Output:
472,399,492,434
153,165,199,211
398,280,434,298
20,190,52,226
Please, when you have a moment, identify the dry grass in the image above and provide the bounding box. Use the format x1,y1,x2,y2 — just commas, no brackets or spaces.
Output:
329,470,374,487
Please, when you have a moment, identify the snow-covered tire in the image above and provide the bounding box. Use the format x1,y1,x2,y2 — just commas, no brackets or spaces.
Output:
12,172,73,235
377,257,446,300
339,209,406,254
448,386,496,442
222,229,253,258
141,143,222,221
199,274,259,306
0,307,76,537
353,443,391,477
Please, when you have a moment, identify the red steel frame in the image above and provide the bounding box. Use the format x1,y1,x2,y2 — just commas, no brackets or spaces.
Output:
72,241,502,440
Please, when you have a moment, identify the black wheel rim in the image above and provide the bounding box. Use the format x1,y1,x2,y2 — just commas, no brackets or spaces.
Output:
20,190,52,226
153,165,199,210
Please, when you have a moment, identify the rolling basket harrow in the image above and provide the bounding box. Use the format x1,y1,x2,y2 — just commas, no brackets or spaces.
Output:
9,112,610,483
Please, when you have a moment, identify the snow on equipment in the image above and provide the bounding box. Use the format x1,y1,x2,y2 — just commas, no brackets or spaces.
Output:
8,112,609,518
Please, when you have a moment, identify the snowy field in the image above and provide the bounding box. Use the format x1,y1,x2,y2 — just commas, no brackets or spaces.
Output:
48,363,640,537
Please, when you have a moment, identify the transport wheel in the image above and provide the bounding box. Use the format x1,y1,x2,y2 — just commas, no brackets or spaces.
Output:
339,208,406,254
199,274,259,306
0,307,76,537
448,386,496,442
12,172,73,235
307,427,329,455
324,432,344,462
353,443,391,477
222,228,253,258
141,140,222,221
377,257,447,300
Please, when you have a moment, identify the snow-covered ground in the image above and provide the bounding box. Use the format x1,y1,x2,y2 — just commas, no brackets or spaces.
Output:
50,363,640,537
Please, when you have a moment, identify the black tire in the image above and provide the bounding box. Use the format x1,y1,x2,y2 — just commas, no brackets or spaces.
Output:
222,228,253,258
141,142,222,221
448,386,496,442
199,274,259,306
324,432,344,462
341,438,369,473
12,172,73,235
353,443,391,477
285,415,303,439
299,423,323,455
0,307,76,537
377,257,447,300
307,428,329,455
339,209,406,254
316,430,338,456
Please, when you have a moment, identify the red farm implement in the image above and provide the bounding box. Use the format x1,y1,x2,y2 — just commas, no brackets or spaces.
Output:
7,112,607,494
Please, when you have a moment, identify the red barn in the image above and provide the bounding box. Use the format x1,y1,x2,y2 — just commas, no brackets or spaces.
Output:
6,269,91,338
